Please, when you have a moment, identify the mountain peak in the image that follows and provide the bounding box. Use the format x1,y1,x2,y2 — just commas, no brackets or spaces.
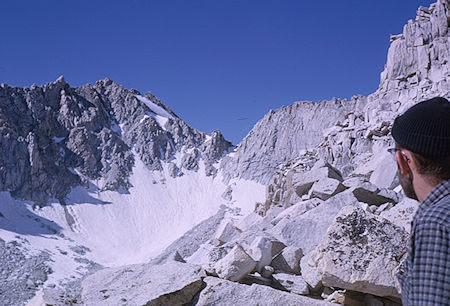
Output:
54,75,66,84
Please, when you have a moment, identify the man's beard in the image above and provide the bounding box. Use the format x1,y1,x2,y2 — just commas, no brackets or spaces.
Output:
398,166,419,201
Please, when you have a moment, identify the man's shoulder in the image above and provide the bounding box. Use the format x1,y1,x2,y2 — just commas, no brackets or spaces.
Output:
416,192,450,228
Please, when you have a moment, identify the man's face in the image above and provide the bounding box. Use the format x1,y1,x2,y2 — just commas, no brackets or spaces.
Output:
397,164,419,201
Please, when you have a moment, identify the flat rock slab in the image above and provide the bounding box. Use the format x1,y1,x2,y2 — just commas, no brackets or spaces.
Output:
272,272,309,295
292,162,343,197
309,177,347,200
312,206,408,298
271,198,323,226
351,187,396,206
196,277,334,305
81,261,203,305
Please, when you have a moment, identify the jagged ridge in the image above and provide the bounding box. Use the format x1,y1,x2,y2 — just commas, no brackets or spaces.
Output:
0,77,231,204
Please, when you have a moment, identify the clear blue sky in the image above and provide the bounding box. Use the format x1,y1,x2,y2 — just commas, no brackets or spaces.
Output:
0,0,435,144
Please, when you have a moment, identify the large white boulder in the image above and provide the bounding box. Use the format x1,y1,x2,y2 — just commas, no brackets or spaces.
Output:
214,244,257,281
369,150,398,189
81,261,203,305
268,190,362,254
196,277,334,305
311,206,408,298
247,236,286,272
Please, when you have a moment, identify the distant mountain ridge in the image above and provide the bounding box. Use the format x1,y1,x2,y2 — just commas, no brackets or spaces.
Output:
0,77,231,204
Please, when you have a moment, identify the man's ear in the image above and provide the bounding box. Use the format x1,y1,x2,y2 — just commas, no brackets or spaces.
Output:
396,150,412,175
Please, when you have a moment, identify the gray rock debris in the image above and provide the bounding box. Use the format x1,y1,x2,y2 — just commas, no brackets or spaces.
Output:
309,177,347,200
0,239,52,306
263,159,342,213
271,246,303,275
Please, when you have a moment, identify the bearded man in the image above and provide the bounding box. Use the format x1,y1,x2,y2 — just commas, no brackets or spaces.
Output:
390,97,449,305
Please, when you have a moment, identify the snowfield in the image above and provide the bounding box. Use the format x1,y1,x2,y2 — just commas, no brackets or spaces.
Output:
0,155,265,286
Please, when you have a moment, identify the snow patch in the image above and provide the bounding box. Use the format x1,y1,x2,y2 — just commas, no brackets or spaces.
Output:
110,121,122,136
155,115,168,129
139,114,151,124
135,95,173,119
53,136,66,143
227,178,266,216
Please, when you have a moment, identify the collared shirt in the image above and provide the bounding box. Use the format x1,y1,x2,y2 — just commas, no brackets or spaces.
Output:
397,179,450,305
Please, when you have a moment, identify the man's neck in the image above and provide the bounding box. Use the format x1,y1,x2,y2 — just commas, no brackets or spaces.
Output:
413,173,441,202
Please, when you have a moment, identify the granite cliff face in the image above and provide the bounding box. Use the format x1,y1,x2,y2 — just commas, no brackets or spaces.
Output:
221,97,366,184
221,0,449,184
316,0,450,177
0,77,231,204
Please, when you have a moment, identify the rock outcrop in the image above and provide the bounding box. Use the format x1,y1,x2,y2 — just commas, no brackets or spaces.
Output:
81,261,204,305
0,239,52,306
310,206,409,297
316,0,450,177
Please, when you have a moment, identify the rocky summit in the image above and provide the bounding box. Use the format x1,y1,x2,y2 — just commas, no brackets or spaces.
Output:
2,0,450,305
0,77,231,204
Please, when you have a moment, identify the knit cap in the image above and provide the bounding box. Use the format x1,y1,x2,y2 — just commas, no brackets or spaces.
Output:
391,97,450,158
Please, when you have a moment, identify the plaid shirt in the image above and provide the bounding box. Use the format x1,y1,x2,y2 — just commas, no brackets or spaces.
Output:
397,179,450,305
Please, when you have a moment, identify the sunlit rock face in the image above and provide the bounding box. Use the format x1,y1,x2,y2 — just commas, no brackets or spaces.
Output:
220,97,364,185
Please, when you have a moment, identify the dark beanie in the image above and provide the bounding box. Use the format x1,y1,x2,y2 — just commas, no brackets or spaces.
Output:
391,97,450,157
